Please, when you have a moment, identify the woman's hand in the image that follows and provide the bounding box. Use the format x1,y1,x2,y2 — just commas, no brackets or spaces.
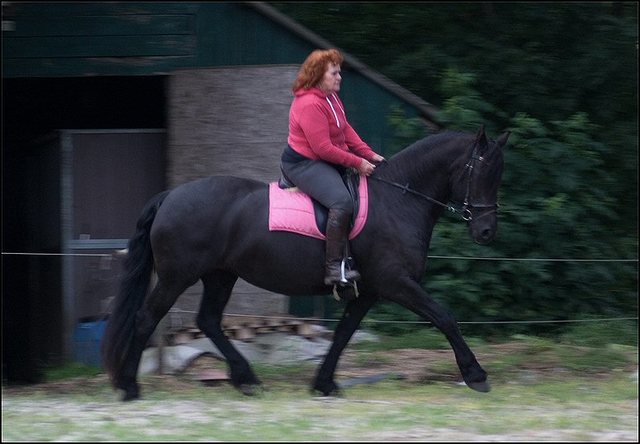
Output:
371,154,386,164
357,159,376,176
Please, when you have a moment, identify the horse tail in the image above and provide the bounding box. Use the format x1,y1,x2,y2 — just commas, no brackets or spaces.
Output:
102,190,170,387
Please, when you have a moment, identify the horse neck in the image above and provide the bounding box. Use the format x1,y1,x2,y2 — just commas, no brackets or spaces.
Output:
378,134,470,204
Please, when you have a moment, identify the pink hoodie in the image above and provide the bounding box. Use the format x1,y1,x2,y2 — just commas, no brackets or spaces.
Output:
287,87,377,169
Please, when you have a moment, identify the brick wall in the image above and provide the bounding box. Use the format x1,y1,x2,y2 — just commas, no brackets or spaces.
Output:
166,65,298,324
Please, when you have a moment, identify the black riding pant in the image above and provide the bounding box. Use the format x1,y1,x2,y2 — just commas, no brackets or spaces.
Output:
280,145,353,214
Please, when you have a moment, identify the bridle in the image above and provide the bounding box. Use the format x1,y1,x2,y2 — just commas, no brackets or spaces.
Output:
370,143,499,222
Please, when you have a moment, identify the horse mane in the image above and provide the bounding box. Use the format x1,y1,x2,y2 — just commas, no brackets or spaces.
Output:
376,130,472,182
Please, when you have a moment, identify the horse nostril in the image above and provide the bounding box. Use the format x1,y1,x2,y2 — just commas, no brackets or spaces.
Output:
481,229,493,241
475,228,494,244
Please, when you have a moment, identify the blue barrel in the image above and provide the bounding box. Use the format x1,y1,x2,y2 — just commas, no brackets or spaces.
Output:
72,318,107,368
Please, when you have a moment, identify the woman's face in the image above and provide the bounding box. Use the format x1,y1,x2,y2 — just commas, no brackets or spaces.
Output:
318,62,342,94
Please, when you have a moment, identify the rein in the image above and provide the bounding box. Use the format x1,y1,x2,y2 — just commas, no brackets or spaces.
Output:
370,144,499,222
370,175,465,216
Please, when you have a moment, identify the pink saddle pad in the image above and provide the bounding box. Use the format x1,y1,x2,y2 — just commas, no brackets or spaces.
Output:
268,176,369,240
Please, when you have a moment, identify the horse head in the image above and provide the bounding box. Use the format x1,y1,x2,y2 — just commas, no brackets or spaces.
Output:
453,126,509,245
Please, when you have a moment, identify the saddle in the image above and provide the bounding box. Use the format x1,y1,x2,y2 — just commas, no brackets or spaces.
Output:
274,168,364,238
270,169,366,301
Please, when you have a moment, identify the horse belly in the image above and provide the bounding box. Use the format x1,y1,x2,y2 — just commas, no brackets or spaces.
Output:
230,229,328,296
151,180,329,295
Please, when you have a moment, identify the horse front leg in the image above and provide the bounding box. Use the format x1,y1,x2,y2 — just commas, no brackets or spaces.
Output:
313,294,377,396
389,277,490,392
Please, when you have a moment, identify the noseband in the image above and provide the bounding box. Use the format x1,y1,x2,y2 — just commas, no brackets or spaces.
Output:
370,143,499,222
459,144,500,221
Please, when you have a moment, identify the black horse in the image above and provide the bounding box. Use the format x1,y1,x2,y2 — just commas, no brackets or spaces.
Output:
102,126,509,401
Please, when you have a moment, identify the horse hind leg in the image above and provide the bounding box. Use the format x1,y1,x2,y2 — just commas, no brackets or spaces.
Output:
197,271,261,395
116,278,188,401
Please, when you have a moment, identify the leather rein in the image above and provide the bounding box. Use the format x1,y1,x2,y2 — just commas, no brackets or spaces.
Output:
370,143,499,222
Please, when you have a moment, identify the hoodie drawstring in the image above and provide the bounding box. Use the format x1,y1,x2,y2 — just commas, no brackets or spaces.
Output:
326,95,341,128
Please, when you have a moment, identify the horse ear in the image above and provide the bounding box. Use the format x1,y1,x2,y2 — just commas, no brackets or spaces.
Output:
475,125,488,151
495,131,510,148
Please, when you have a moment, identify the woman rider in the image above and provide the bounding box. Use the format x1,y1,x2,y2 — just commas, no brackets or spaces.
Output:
280,48,385,286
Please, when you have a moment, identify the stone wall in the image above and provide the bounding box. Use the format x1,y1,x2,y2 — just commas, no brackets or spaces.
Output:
168,65,297,185
166,65,298,325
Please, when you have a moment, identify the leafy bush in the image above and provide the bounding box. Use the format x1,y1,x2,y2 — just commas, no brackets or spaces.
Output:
560,318,638,347
366,68,637,339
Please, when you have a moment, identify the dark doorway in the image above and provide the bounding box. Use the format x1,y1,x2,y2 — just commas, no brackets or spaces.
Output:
2,75,166,383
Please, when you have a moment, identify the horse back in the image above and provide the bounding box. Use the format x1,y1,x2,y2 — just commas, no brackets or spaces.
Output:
151,175,268,241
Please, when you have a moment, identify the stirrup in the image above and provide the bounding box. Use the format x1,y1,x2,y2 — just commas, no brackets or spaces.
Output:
332,258,359,301
333,280,359,302
340,259,349,283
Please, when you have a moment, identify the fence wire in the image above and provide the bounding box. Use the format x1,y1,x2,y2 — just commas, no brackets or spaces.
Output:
3,251,637,326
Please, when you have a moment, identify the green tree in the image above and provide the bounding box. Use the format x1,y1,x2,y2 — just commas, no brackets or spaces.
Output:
271,2,638,335
372,69,636,336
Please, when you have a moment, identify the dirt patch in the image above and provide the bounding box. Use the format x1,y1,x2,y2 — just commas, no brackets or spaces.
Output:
336,347,460,383
4,342,634,396
335,342,619,384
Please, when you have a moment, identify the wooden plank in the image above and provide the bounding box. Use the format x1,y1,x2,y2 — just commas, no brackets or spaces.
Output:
2,55,195,77
171,331,194,345
195,369,230,384
276,320,302,333
7,15,195,37
4,35,196,58
7,2,198,18
232,326,255,342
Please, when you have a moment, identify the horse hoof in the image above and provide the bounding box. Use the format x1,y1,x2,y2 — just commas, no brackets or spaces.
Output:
121,390,140,401
466,380,491,393
311,383,341,397
237,384,261,396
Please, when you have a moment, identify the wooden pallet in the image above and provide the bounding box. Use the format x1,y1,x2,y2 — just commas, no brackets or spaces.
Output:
166,318,324,344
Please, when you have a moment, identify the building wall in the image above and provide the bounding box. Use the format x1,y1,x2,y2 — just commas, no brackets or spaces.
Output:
3,1,437,154
167,65,297,185
2,1,438,367
165,65,298,324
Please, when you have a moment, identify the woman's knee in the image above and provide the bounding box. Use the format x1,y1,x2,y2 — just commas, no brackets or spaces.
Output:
330,195,354,214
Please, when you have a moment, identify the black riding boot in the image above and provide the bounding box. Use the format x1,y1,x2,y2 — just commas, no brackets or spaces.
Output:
324,208,361,285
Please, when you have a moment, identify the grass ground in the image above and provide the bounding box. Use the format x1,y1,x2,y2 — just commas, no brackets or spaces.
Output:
2,331,638,442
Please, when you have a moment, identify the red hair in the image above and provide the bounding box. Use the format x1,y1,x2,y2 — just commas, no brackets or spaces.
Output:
292,49,344,92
